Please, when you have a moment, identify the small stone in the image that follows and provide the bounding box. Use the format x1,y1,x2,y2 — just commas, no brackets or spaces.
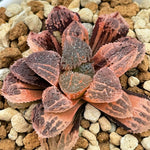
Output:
23,131,40,149
136,71,150,82
22,49,33,58
99,142,110,150
0,100,4,109
97,132,109,143
135,29,150,43
82,130,98,146
0,47,22,69
120,134,138,150
119,74,128,89
138,55,149,72
0,125,7,139
18,36,29,52
78,8,93,23
41,2,53,18
128,76,140,87
0,7,8,21
9,22,28,41
93,13,99,24
84,104,101,123
110,0,132,7
0,68,10,81
0,139,15,150
11,40,18,48
127,29,136,38
16,135,24,147
87,144,100,150
110,132,122,146
68,0,80,10
6,122,12,134
99,116,111,131
125,18,134,30
135,144,144,150
76,148,85,150
140,130,150,137
75,137,89,149
143,80,150,92
0,18,5,25
24,14,42,32
27,1,44,13
85,2,98,14
144,43,150,55
82,23,93,38
98,7,116,16
141,136,150,150
128,86,145,94
0,107,19,121
11,113,32,133
126,68,139,77
81,119,90,129
79,126,85,136
138,0,150,9
81,0,101,7
8,128,18,141
89,122,100,135
116,127,128,136
108,123,117,133
36,10,44,20
5,4,22,17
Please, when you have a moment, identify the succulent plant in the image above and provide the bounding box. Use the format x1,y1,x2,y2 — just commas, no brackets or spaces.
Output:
1,6,150,150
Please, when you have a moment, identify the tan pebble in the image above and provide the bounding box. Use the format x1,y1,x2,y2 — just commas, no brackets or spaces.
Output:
18,36,29,52
81,119,90,129
143,80,150,92
116,127,128,136
128,86,145,94
136,71,150,82
140,130,150,137
97,132,109,143
11,40,18,48
87,144,100,150
0,7,9,21
0,139,15,150
89,122,100,135
0,125,7,139
128,76,140,87
110,0,132,7
23,131,40,149
119,74,128,89
127,29,136,38
9,22,28,40
62,0,73,7
22,49,33,58
98,7,115,16
0,18,5,25
135,144,144,150
125,18,134,30
8,128,18,141
99,116,111,132
0,100,4,109
27,1,44,13
144,90,150,96
110,132,122,146
99,142,110,150
68,0,80,10
144,43,150,55
93,13,99,24
137,55,149,72
16,135,24,147
75,137,89,149
141,136,150,150
85,2,98,14
36,10,44,20
99,2,110,8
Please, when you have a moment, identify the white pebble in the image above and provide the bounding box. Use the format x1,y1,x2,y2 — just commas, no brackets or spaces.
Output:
68,0,80,10
24,14,42,33
89,123,100,135
76,148,85,150
128,76,140,87
16,135,24,146
11,113,32,133
120,134,138,150
144,43,150,55
143,80,150,92
78,8,93,23
84,104,101,123
99,116,111,131
82,23,93,38
8,128,18,141
110,132,122,146
138,0,150,9
141,136,150,150
127,29,136,38
0,68,10,81
87,144,100,150
108,123,117,133
5,4,22,17
0,107,19,121
81,0,101,7
79,126,85,136
82,130,98,146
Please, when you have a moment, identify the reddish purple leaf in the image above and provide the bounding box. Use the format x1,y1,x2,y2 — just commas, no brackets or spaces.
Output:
2,73,43,103
84,67,122,103
25,51,61,86
90,12,129,55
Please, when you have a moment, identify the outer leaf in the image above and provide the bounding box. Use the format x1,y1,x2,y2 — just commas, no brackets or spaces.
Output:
62,21,89,46
42,86,79,113
84,67,122,103
61,36,92,70
115,91,150,133
27,30,61,54
91,91,133,118
117,36,145,68
46,6,80,33
31,101,83,138
2,73,42,103
59,71,92,99
90,12,129,55
25,51,61,86
10,58,49,88
92,42,137,77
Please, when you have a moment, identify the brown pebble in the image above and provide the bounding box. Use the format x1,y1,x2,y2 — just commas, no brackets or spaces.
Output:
119,74,128,89
0,81,2,89
0,18,5,25
75,137,89,149
99,2,110,9
110,0,132,7
136,71,150,82
0,139,15,150
125,18,134,30
0,47,22,69
99,142,110,150
0,100,4,109
135,144,144,150
11,40,18,48
27,1,44,13
81,119,90,129
99,7,116,16
63,0,73,7
0,7,8,21
4,99,9,109
134,134,142,143
144,90,150,96
116,127,128,136
126,68,139,76
9,22,28,41
18,36,29,52
36,10,44,20
137,55,149,72
97,132,109,143
140,130,150,137
6,122,12,133
85,2,98,14
127,86,145,95
23,131,40,149
0,125,7,139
